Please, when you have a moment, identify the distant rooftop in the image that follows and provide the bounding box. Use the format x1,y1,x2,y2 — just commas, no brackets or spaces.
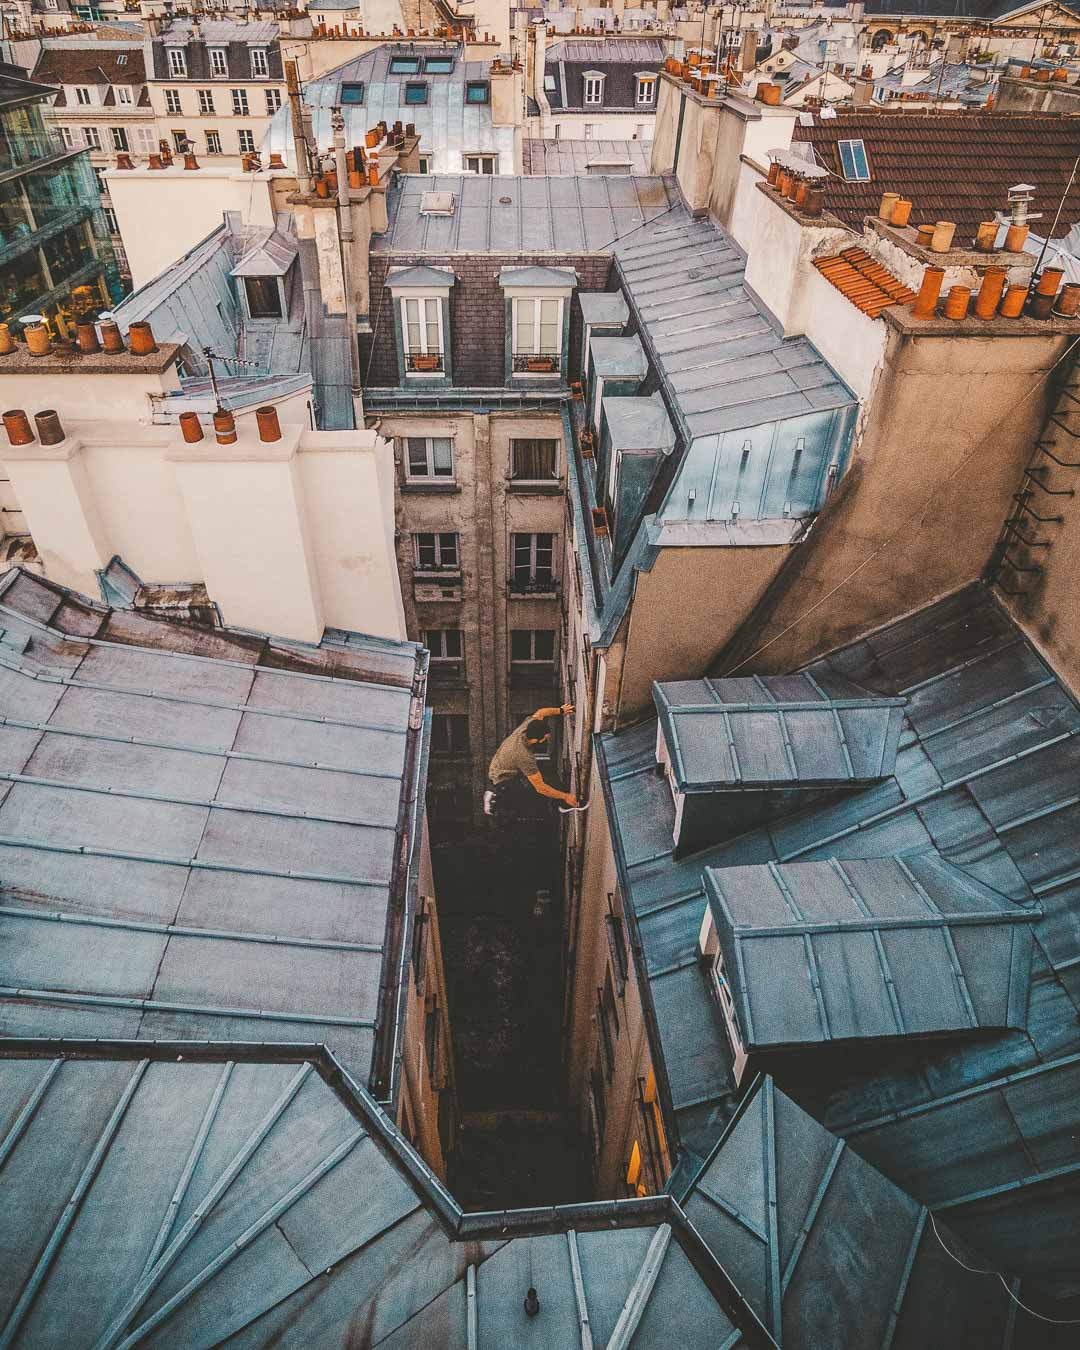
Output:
523,136,654,175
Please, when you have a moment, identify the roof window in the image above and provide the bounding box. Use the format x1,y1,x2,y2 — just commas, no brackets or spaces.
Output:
837,138,870,181
423,55,454,73
404,81,428,105
389,55,421,74
466,80,490,103
341,81,364,103
419,191,455,216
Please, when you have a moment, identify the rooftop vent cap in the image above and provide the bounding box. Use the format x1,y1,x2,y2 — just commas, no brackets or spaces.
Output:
419,190,455,216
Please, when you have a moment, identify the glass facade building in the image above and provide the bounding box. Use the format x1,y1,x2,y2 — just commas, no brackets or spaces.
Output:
0,63,123,333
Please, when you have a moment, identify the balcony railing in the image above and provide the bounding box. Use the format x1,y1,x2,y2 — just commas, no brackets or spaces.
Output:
512,351,560,374
508,572,558,596
405,351,444,374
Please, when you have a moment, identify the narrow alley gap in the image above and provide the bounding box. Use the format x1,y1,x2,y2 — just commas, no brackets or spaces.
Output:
429,796,592,1211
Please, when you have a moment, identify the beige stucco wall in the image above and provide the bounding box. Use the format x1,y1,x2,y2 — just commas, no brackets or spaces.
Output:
718,326,1073,675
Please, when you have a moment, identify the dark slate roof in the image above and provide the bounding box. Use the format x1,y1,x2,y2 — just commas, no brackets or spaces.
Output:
0,568,422,1093
654,674,905,790
706,853,1037,1049
372,172,680,251
679,1075,1029,1348
596,581,1080,1293
791,110,1080,240
544,37,667,111
31,44,147,90
0,1050,746,1347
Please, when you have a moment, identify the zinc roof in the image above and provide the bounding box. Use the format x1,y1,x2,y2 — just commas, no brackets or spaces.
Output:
707,852,1037,1049
654,674,905,790
372,172,680,252
0,568,421,1089
543,37,668,63
0,1051,745,1348
792,110,1080,240
597,582,1080,1289
523,136,654,175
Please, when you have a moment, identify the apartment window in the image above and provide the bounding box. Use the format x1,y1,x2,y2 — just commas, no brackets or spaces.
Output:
401,295,444,373
389,55,420,74
583,71,605,105
638,1071,667,1188
511,630,555,666
93,167,105,192
414,532,459,570
423,55,454,73
596,980,616,1078
135,125,156,152
172,129,189,153
60,126,76,148
424,997,441,1076
512,297,562,371
103,206,118,232
209,48,229,78
244,275,282,319
265,88,282,114
340,82,364,104
82,125,102,149
837,138,870,181
417,154,431,173
406,436,454,481
205,130,223,155
116,85,133,105
116,53,127,65
237,129,255,153
588,1065,607,1159
404,82,428,105
465,80,489,103
464,153,496,174
431,713,469,754
250,47,269,78
232,88,249,115
635,74,656,106
198,88,215,113
167,47,187,79
510,438,558,482
165,88,182,114
424,628,463,664
75,85,92,105
511,532,555,588
110,126,129,152
605,893,629,996
411,895,430,989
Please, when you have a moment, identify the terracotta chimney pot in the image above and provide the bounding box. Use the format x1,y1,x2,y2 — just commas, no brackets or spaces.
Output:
975,221,998,252
891,199,912,228
1005,222,1030,253
767,160,780,185
268,152,286,168
255,405,282,442
912,265,945,319
1036,267,1065,297
24,323,51,357
1000,285,1027,318
115,151,134,170
99,321,124,354
2,410,34,446
213,409,237,445
128,321,158,356
75,321,100,354
974,267,1007,319
148,153,164,170
878,191,900,221
179,411,204,443
930,220,957,253
944,286,971,321
0,324,14,356
183,152,200,170
1030,290,1056,319
34,410,65,445
915,224,935,247
1054,282,1080,318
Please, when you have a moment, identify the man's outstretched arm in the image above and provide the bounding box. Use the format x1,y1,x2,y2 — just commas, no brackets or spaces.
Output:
526,770,577,807
533,703,574,721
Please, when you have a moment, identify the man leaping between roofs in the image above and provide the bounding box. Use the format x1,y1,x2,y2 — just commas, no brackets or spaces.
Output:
484,704,578,815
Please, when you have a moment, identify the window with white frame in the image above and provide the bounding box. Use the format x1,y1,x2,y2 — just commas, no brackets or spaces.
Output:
583,71,605,105
583,123,596,140
198,88,214,113
111,126,129,152
167,47,187,78
837,138,870,181
423,628,463,665
511,630,556,666
165,88,182,114
250,47,269,78
209,48,229,78
116,53,127,65
406,436,454,481
510,438,559,481
60,126,76,148
265,87,281,114
135,125,156,152
237,128,255,153
171,129,189,153
511,532,555,588
205,130,222,154
82,125,102,149
74,85,92,105
232,88,249,115
464,153,496,174
512,297,562,369
400,295,444,373
93,167,105,192
116,85,133,104
635,74,656,106
414,532,459,570
103,206,118,232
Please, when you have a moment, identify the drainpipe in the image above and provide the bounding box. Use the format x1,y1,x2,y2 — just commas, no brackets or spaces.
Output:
285,59,313,194
332,106,363,400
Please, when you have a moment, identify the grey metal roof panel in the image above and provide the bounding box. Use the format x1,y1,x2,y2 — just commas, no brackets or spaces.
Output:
579,290,630,327
385,264,457,289
590,334,648,379
497,264,577,288
603,392,675,453
0,569,420,1089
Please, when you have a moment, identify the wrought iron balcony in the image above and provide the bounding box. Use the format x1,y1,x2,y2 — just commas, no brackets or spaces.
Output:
405,351,444,374
512,351,559,374
508,572,558,597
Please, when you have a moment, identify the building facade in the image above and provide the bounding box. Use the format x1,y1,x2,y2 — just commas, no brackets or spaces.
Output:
0,60,122,333
530,31,669,143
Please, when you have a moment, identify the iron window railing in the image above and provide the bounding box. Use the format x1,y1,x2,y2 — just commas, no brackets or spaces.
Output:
405,350,445,374
512,351,559,374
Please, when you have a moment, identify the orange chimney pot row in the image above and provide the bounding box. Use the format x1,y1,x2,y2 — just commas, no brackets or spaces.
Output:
912,266,945,319
974,268,1008,319
100,322,125,354
128,322,158,356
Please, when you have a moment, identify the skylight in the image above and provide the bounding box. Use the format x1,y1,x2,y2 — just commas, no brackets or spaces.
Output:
389,55,420,74
340,81,364,103
837,138,870,181
423,55,454,73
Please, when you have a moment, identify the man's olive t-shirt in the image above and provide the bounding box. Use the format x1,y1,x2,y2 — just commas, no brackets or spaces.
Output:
488,717,540,785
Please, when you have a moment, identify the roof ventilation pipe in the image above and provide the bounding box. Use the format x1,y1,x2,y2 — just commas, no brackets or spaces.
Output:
2,411,34,446
256,405,282,442
34,410,65,445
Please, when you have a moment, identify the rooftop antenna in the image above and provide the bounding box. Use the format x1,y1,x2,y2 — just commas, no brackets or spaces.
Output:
202,347,263,409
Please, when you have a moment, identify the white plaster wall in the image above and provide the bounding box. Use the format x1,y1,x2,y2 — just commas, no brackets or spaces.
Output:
105,169,277,289
798,267,888,403
542,112,656,139
0,370,182,424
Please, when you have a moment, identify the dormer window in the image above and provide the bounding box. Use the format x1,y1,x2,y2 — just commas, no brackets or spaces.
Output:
387,265,455,383
389,55,421,74
74,85,92,105
116,85,133,104
209,47,229,78
499,266,576,382
583,70,605,105
423,55,454,73
167,47,187,78
244,276,283,319
635,73,656,106
250,47,269,78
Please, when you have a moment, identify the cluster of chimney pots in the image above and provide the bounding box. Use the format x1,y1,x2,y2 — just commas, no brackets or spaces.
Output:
873,190,1080,321
767,158,826,218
